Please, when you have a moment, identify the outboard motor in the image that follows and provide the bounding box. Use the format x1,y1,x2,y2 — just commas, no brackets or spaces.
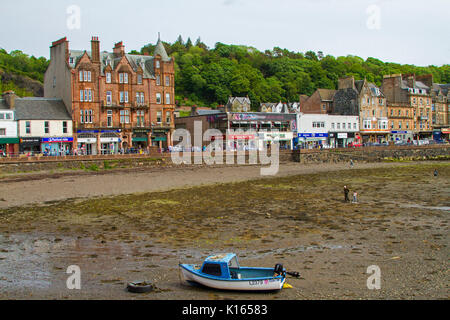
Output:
274,263,285,276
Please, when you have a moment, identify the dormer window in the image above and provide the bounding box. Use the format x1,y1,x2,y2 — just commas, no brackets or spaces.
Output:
156,60,160,69
137,74,143,85
106,72,111,84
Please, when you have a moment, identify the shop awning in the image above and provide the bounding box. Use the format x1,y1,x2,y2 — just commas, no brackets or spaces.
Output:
132,137,148,142
0,138,20,144
152,137,167,142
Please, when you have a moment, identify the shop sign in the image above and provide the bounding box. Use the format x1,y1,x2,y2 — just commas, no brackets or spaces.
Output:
298,133,328,138
41,137,74,143
441,128,450,134
19,137,41,144
77,130,99,134
337,133,348,139
228,134,255,140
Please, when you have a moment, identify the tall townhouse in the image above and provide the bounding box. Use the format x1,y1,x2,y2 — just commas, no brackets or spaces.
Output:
354,79,389,143
44,36,175,155
426,78,450,140
382,74,433,142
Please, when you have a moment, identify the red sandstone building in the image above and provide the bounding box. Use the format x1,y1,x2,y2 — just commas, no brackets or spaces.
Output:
44,36,175,154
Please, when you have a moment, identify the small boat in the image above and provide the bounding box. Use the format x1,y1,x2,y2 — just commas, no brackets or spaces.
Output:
179,253,286,291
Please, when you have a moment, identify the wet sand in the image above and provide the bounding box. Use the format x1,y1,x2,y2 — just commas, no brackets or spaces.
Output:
0,161,436,209
0,161,448,300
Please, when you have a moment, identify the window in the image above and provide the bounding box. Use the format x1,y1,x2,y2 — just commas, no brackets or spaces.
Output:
120,91,129,103
391,121,394,129
157,111,162,123
201,263,222,277
165,93,171,104
165,76,170,86
348,123,351,129
107,110,113,127
379,99,383,105
353,123,357,130
0,128,5,136
137,74,143,84
390,109,393,116
337,123,340,129
166,111,171,123
69,57,74,64
86,110,93,123
156,93,162,104
53,76,56,88
140,93,144,104
331,123,335,129
79,71,83,82
106,72,111,83
44,121,49,134
63,121,67,134
80,90,84,102
342,123,346,129
87,71,91,82
88,89,93,102
137,110,145,127
119,73,128,84
84,71,88,82
120,110,130,123
156,75,161,85
399,121,402,129
156,60,160,69
398,110,401,116
106,91,112,105
80,110,84,124
322,104,326,111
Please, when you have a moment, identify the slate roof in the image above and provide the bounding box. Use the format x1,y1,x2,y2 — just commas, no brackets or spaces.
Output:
317,89,336,101
0,98,71,120
68,38,171,79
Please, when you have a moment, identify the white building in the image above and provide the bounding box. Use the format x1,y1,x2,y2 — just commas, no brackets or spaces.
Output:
15,97,73,155
0,91,19,155
295,113,360,148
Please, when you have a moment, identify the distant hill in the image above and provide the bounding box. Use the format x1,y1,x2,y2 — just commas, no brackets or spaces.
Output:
0,49,47,97
1,40,449,109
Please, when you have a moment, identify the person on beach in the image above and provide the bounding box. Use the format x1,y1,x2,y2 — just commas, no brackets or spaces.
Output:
350,159,354,168
352,191,358,203
434,169,438,177
344,186,350,202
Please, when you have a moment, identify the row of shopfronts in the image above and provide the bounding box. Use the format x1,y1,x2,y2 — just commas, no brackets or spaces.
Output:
75,128,171,155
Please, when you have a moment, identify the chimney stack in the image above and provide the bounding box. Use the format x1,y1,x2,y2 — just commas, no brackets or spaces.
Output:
91,36,100,63
2,91,16,109
113,41,125,57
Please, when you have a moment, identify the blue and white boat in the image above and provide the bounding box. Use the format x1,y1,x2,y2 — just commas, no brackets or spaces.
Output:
179,253,287,291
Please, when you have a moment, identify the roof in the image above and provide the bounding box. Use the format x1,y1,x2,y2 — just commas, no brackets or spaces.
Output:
69,50,158,79
205,253,236,264
154,39,170,62
0,97,71,120
196,110,223,115
317,89,336,101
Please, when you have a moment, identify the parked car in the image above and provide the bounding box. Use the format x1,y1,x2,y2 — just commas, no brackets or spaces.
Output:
348,142,362,148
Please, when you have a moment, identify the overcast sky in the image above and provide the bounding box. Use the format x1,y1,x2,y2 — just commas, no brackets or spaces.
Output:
0,0,448,66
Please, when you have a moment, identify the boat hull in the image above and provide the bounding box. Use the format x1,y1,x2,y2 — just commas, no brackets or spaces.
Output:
180,266,285,291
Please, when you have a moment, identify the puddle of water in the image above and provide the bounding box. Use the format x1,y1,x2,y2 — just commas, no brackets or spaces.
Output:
400,204,450,212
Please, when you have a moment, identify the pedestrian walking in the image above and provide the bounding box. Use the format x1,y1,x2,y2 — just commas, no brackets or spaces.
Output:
350,159,354,168
344,186,350,202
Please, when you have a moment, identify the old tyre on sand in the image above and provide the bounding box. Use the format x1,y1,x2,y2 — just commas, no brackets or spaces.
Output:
126,281,154,293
